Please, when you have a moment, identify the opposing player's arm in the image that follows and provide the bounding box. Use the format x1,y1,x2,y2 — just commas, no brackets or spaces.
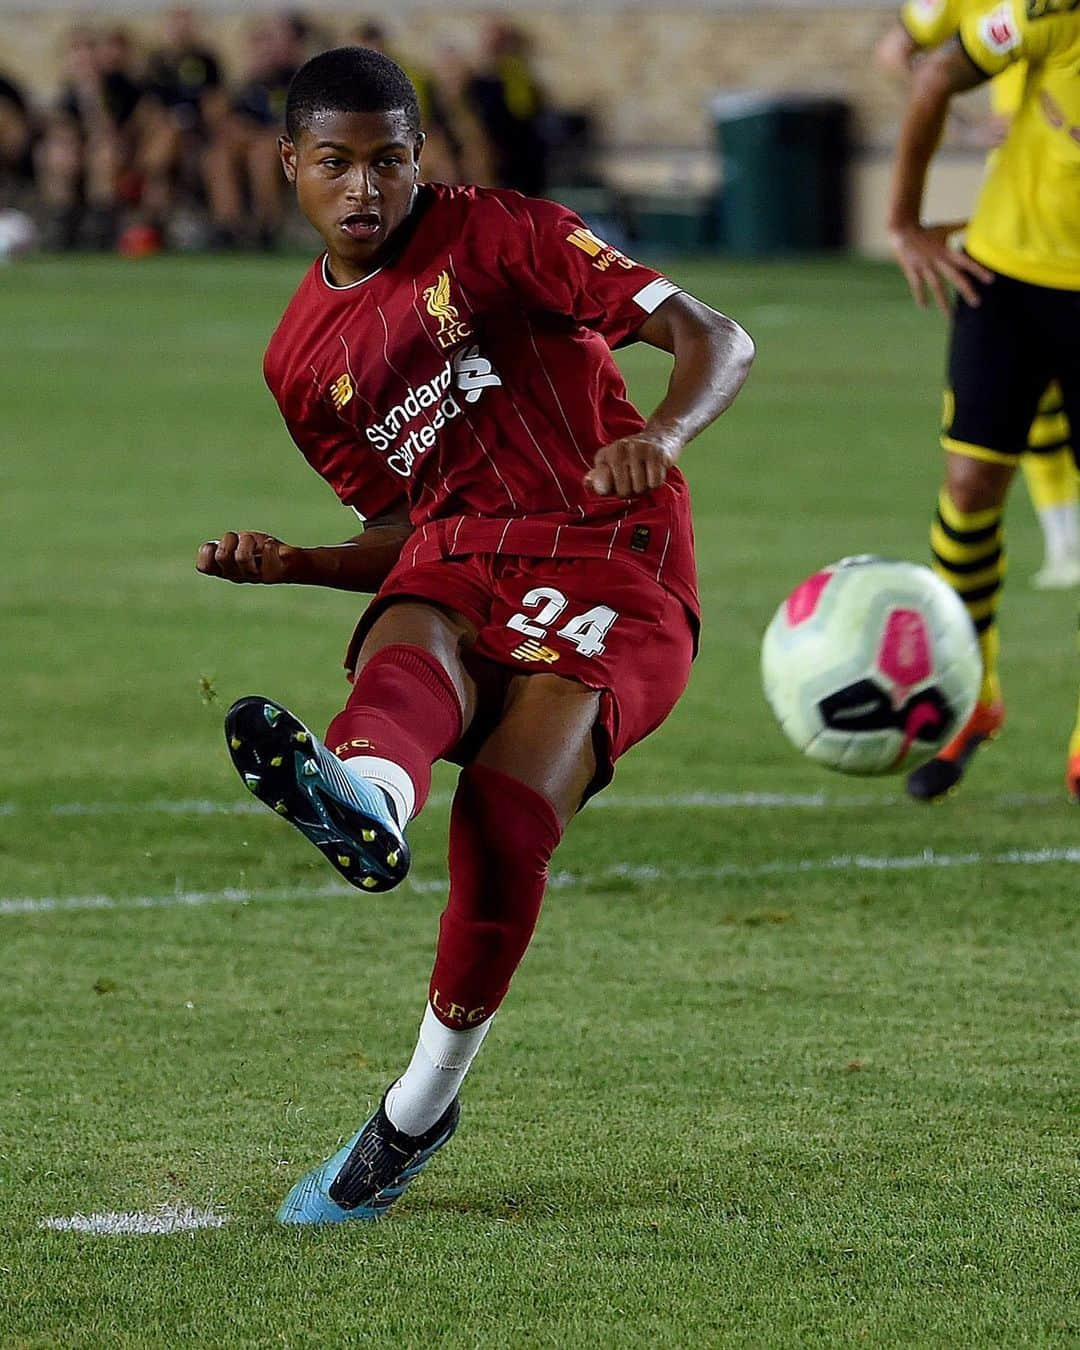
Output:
196,504,412,591
874,14,1009,144
875,21,923,78
887,35,995,310
586,294,755,497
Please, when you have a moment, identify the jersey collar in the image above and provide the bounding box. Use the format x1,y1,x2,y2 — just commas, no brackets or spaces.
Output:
320,255,385,291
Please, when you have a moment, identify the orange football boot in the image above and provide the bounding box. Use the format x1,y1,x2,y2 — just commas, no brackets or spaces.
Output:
1065,750,1080,802
906,699,1005,802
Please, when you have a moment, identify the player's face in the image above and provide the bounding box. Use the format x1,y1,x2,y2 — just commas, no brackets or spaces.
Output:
281,109,424,283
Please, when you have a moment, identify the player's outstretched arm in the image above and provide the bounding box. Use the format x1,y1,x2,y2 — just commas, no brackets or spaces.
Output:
195,509,412,592
585,294,755,498
887,37,994,311
874,22,921,79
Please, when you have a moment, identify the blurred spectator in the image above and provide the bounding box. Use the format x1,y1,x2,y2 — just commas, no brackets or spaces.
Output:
353,22,468,183
0,71,33,205
468,21,548,196
202,16,299,247
133,6,227,246
35,27,144,248
430,45,495,185
20,13,578,251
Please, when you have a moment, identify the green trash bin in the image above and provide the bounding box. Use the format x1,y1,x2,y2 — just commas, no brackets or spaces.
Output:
712,93,850,255
627,193,708,253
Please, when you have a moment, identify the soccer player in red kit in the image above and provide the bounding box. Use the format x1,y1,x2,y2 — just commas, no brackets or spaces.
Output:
197,47,754,1225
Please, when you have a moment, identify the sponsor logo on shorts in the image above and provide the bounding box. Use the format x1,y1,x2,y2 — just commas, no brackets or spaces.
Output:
329,373,354,410
423,270,472,349
979,3,1021,54
510,638,561,664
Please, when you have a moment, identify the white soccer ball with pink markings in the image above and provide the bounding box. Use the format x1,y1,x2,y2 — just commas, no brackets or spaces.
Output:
761,556,981,776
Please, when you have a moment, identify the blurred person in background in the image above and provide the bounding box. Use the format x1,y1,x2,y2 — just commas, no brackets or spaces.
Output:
431,44,495,185
468,20,547,196
129,5,228,251
35,27,144,249
875,1,1080,591
202,15,303,247
0,70,33,206
352,22,465,183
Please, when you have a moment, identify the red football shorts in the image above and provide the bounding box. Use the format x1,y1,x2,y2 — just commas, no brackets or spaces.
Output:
344,552,696,796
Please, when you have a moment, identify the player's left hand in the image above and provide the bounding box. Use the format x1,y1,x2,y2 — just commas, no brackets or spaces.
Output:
585,433,678,497
890,222,993,313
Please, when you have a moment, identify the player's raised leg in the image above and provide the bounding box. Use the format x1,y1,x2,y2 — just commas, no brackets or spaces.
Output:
1022,384,1080,590
225,602,476,891
277,673,596,1225
908,452,1011,800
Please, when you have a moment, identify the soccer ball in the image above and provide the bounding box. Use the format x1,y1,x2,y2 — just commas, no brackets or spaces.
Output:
0,209,37,261
761,556,981,776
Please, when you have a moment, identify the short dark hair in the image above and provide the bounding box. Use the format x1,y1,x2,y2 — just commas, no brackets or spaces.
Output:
285,46,421,142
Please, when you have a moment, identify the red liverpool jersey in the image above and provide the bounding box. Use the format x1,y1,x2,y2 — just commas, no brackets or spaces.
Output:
263,183,698,616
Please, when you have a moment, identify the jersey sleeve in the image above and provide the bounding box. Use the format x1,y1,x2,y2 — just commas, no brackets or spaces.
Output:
958,0,1036,74
495,195,681,348
280,412,408,523
899,0,964,48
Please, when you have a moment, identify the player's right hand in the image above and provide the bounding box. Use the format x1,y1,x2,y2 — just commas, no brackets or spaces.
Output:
889,223,993,313
196,531,303,584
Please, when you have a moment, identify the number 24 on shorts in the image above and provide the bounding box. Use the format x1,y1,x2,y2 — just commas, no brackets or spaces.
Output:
506,586,619,657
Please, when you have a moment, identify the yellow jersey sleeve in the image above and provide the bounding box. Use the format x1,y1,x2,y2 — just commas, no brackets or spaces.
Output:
961,3,1080,289
958,0,1043,75
900,0,966,47
988,58,1025,114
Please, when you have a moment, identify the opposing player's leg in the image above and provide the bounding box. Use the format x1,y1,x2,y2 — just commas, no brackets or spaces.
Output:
225,601,477,890
908,274,1046,801
1045,315,1080,795
1022,384,1080,589
909,452,1012,801
278,673,598,1225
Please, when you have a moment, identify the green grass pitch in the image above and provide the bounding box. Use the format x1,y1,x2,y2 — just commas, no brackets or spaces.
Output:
1,254,1076,1347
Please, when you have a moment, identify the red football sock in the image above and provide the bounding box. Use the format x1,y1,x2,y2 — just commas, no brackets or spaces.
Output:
429,763,564,1028
324,644,463,820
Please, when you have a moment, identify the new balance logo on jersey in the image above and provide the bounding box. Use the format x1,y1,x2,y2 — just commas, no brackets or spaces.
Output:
423,270,472,349
362,346,502,477
330,373,353,409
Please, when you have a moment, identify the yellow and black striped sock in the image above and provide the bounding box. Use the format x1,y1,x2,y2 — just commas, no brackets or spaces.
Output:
1021,447,1076,517
930,488,1005,706
1022,388,1072,506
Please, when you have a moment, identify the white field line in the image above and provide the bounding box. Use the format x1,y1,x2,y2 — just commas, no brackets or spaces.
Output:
0,789,1060,820
6,847,1080,918
39,1204,230,1235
